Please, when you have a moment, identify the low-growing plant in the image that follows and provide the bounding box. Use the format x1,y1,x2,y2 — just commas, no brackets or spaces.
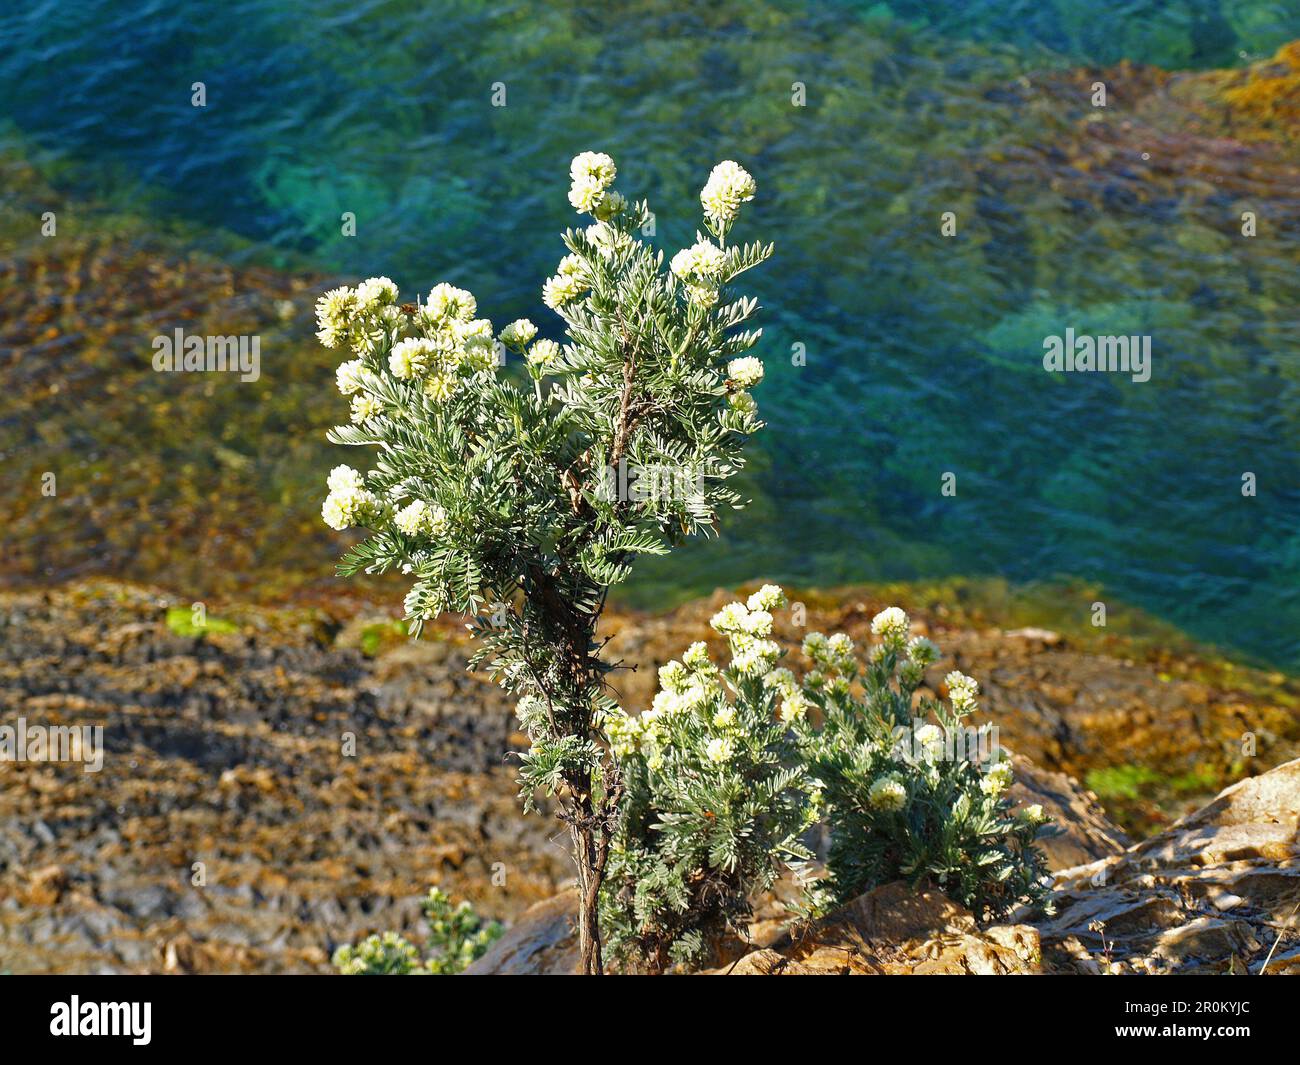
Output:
794,604,1054,920
600,584,815,973
333,886,503,975
601,587,1053,971
315,152,773,972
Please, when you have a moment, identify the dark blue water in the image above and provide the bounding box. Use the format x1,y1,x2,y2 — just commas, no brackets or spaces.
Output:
2,0,1298,665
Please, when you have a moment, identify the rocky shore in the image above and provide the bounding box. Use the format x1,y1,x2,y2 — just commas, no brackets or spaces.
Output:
1,580,1297,974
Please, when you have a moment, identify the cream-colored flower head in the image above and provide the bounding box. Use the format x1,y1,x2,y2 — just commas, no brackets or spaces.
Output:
526,339,561,367
568,174,605,214
322,466,379,531
570,151,617,187
728,357,765,389
350,394,381,424
499,319,538,349
710,601,750,635
567,153,617,217
778,690,810,724
543,274,584,309
907,635,939,666
389,338,435,380
336,359,366,396
705,736,734,764
871,606,910,649
981,760,1013,796
393,499,448,538
945,670,979,713
355,276,398,309
658,660,689,695
746,584,785,612
556,253,586,279
683,641,712,669
316,286,357,334
868,775,907,812
327,465,364,494
670,239,726,281
700,160,756,228
425,283,476,323
728,391,757,417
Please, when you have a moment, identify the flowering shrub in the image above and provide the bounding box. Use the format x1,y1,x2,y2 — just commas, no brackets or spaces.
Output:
600,588,1052,970
333,886,502,975
316,153,772,972
600,585,815,972
794,605,1054,920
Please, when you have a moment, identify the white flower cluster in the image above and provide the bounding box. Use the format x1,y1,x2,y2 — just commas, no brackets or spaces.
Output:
980,754,1014,796
912,722,946,761
567,152,620,218
498,318,537,349
496,318,559,375
319,275,508,536
526,338,561,370
705,736,734,764
906,635,939,666
746,584,786,612
614,587,801,768
945,670,979,714
727,356,764,389
802,630,855,687
867,774,908,812
393,499,449,538
710,598,782,677
543,237,597,311
870,606,910,650
584,221,632,260
315,276,404,352
608,639,724,764
321,465,382,531
700,160,756,230
670,238,727,306
387,282,497,402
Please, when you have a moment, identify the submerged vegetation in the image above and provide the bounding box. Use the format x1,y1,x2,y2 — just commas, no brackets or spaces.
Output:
1,13,1299,666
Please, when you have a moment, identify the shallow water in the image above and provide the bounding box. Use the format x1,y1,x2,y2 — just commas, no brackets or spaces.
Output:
1,1,1298,666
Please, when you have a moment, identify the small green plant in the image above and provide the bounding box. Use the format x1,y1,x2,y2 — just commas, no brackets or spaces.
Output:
795,604,1054,921
1085,763,1161,802
600,585,815,973
358,618,409,657
333,886,503,975
164,606,238,637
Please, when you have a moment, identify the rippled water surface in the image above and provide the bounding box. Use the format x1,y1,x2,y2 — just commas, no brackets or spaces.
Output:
1,1,1298,665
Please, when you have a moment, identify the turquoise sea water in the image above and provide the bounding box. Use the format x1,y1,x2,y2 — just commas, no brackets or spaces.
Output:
2,1,1298,665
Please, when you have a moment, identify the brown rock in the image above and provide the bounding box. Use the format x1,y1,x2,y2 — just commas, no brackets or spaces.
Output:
718,881,1040,976
1008,756,1130,870
1041,757,1300,974
27,865,69,907
465,890,581,975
